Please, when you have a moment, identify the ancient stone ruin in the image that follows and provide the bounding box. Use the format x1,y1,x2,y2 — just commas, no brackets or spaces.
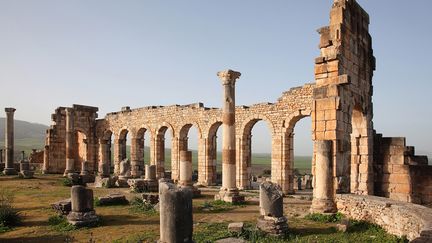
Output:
257,182,288,236
41,0,431,213
0,0,425,241
158,181,193,243
67,185,98,226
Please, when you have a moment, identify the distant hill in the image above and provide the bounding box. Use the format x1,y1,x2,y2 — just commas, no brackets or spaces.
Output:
0,118,48,140
0,118,48,158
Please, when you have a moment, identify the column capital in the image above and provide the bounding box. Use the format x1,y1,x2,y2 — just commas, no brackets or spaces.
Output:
5,107,16,113
217,69,241,86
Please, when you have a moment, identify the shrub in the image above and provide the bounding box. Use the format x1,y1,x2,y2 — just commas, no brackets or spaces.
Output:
61,178,73,187
129,197,157,215
0,189,20,227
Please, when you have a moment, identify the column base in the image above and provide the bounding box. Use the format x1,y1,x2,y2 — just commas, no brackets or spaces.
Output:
3,168,17,175
215,188,244,203
180,185,201,198
310,198,337,213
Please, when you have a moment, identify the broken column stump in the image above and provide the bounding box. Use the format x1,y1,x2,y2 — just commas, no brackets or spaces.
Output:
116,159,131,187
179,151,201,197
143,164,158,192
256,181,288,236
67,185,99,226
158,181,193,243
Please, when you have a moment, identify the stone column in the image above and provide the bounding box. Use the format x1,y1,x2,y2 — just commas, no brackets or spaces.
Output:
311,140,336,213
42,145,50,174
63,108,75,176
98,139,110,177
3,108,17,175
179,151,192,186
145,164,157,181
216,69,244,203
130,137,143,177
159,182,193,243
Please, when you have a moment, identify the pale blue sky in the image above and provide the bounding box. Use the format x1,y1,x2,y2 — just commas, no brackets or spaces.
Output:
0,1,431,156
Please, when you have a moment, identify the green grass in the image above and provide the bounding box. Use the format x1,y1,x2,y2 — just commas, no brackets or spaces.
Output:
47,215,76,232
196,200,246,214
192,221,408,243
305,212,344,223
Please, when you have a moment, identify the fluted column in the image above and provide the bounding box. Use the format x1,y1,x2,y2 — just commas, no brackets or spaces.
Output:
63,108,75,176
3,108,17,175
216,69,244,202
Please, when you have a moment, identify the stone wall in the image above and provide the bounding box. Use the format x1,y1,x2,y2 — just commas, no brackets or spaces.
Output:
373,134,431,204
29,149,44,164
95,83,314,191
336,194,432,241
44,105,98,173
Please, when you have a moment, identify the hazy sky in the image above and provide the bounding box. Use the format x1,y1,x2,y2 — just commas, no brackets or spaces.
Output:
0,1,431,156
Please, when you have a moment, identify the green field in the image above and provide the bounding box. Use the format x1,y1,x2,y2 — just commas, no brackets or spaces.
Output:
0,139,312,173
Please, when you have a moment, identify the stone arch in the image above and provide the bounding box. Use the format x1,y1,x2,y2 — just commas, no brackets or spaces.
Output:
129,125,152,177
198,120,223,186
276,109,312,194
97,129,113,176
349,103,374,195
152,122,175,178
176,122,203,183
237,114,275,189
113,126,131,174
239,114,276,136
73,127,88,171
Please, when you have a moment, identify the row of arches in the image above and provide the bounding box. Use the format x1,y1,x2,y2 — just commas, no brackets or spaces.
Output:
91,115,313,191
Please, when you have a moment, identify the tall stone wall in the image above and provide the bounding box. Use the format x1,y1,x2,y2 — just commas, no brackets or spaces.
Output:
311,0,376,213
44,105,98,173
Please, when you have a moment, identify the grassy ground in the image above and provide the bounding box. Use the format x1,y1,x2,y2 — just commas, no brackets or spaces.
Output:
0,175,406,243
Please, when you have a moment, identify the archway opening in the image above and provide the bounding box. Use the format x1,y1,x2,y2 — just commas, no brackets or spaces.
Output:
292,116,313,192
155,126,172,178
350,105,371,194
101,130,113,175
242,119,272,190
207,122,223,185
74,130,87,171
179,124,199,183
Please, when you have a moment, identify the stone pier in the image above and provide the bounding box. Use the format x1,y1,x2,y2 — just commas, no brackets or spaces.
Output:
311,140,336,213
3,108,17,175
64,108,75,176
216,70,244,203
179,151,200,197
42,145,49,174
98,138,110,178
159,181,193,243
